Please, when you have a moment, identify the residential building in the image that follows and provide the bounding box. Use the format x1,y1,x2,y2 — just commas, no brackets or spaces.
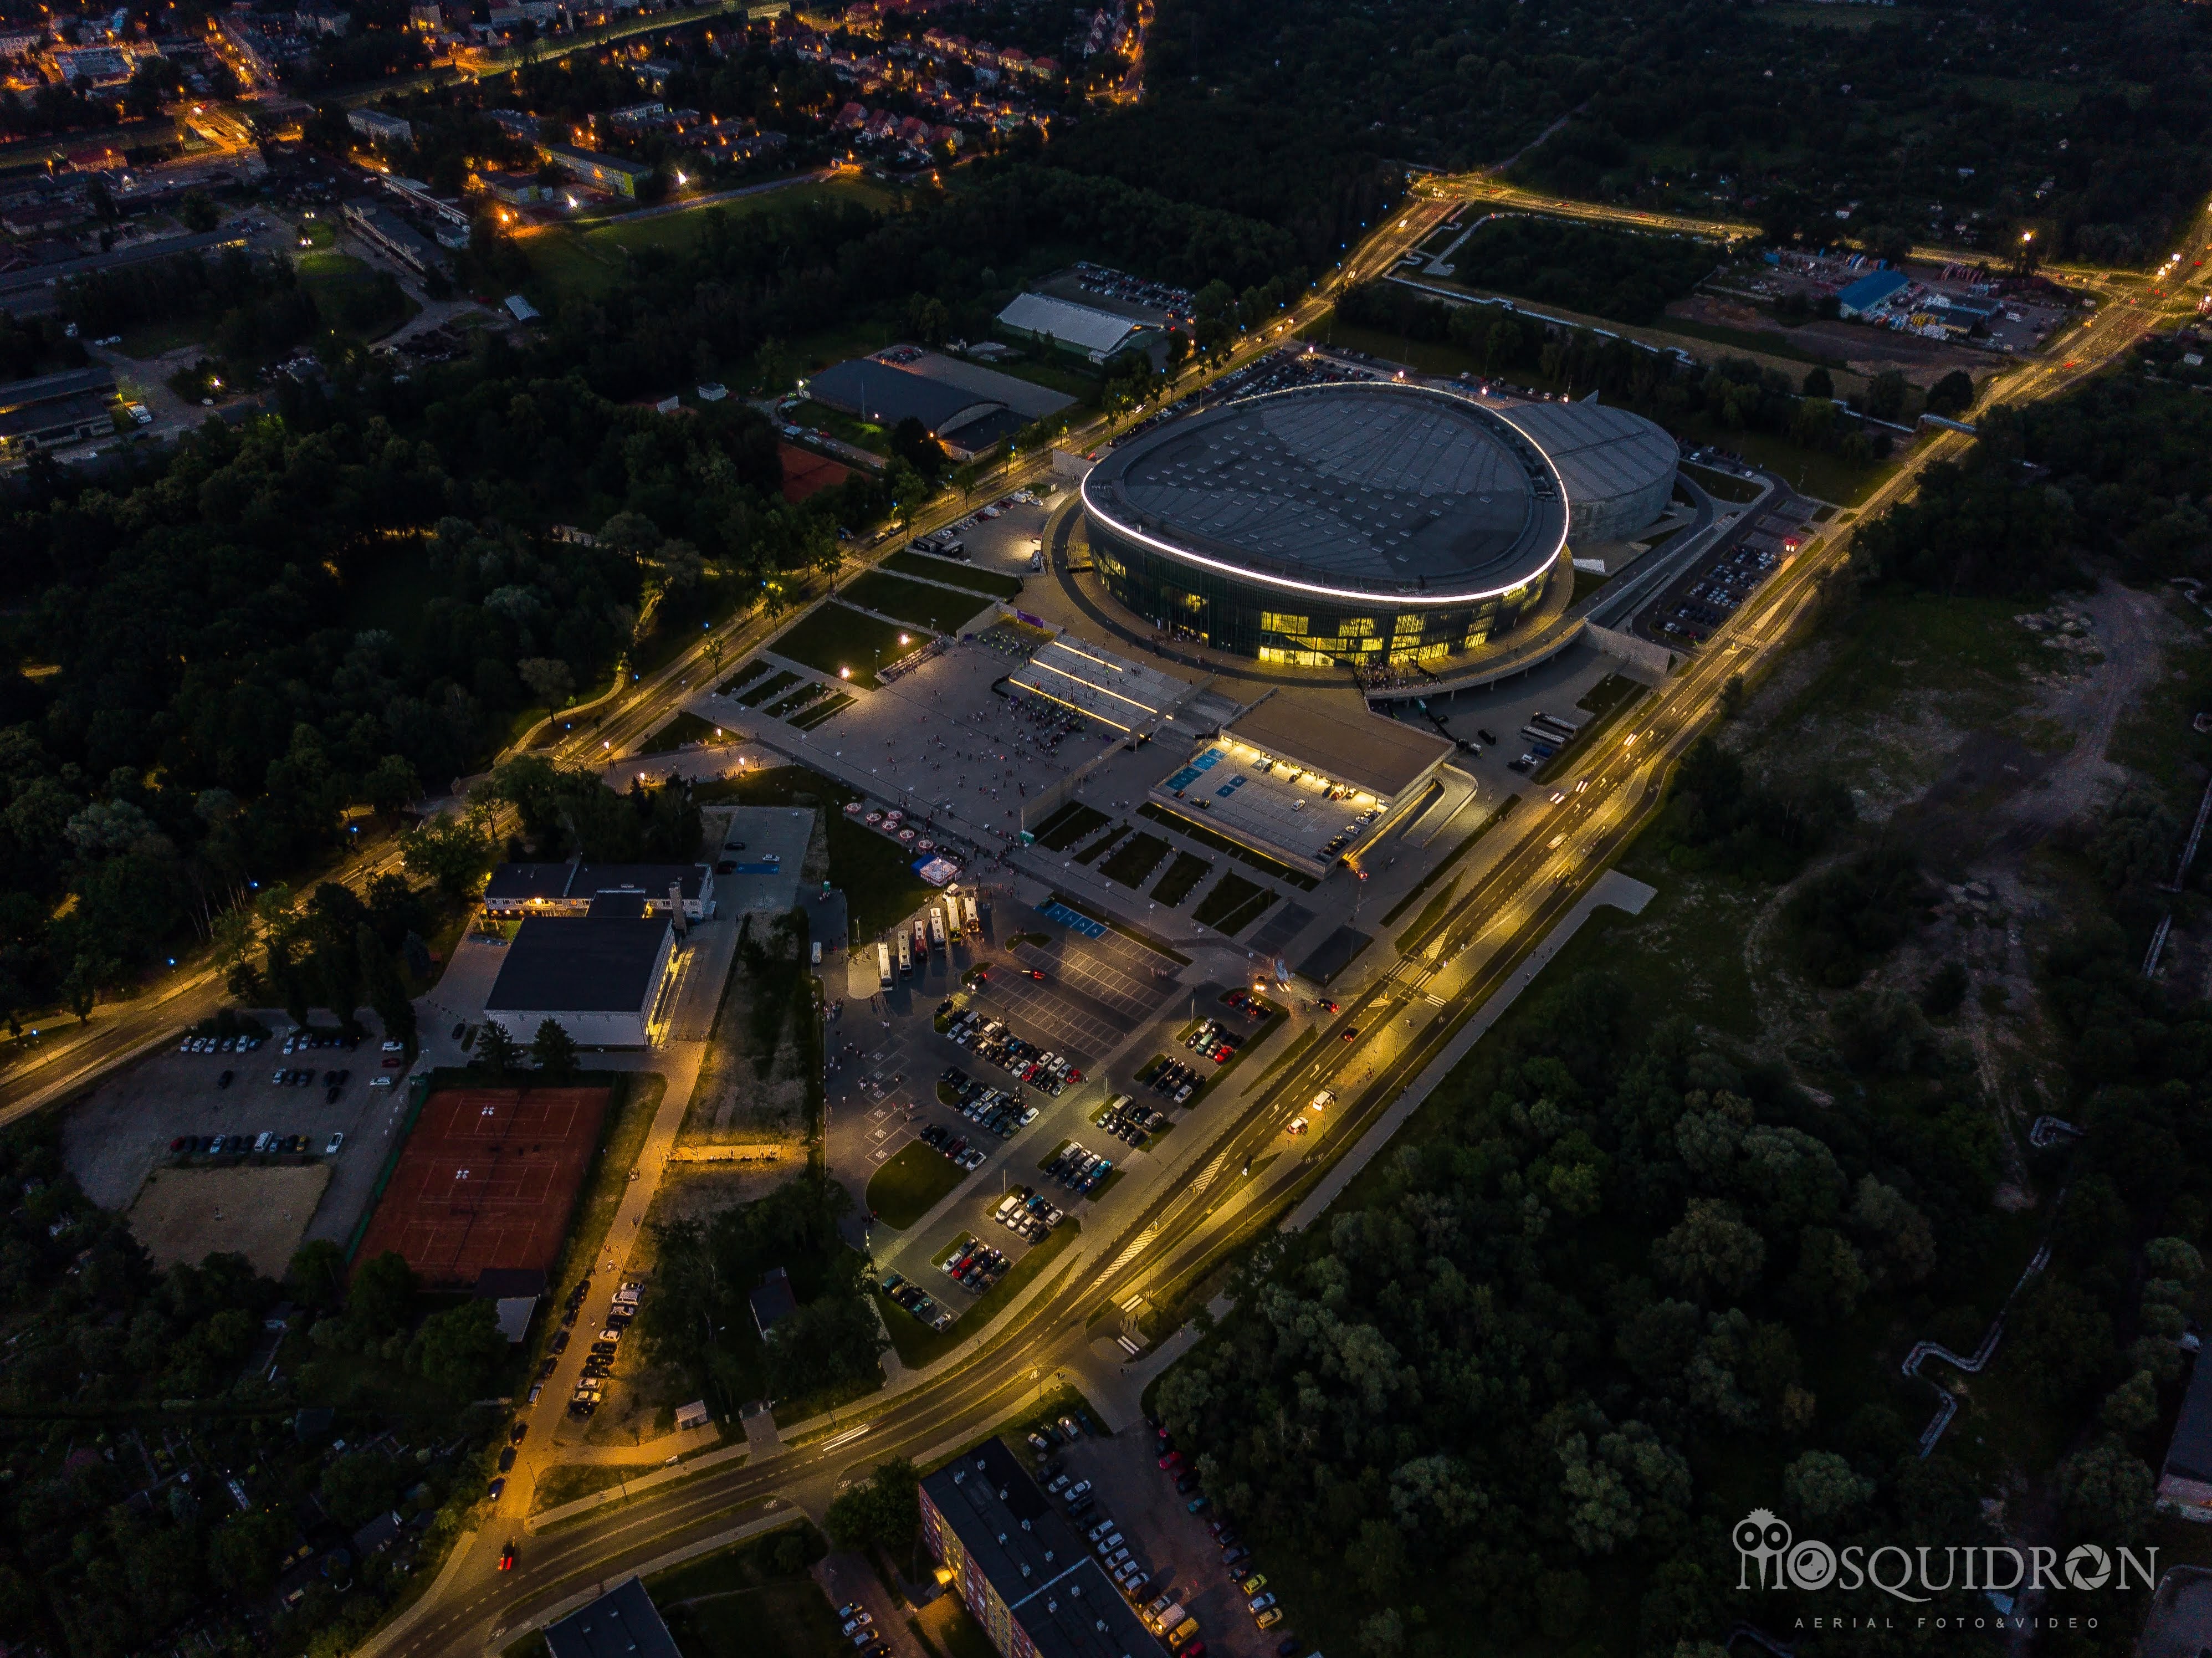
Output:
920,1439,1165,1658
349,108,415,146
380,173,467,228
342,198,446,274
749,1266,797,1337
539,141,654,198
294,3,352,36
544,1578,683,1658
482,862,716,920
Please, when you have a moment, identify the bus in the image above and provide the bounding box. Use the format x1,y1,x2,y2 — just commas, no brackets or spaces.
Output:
928,907,948,951
946,895,964,945
911,917,928,961
962,893,981,935
877,941,893,989
895,931,913,978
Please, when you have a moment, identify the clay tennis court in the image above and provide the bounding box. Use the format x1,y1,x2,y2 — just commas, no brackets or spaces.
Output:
779,442,854,504
354,1086,609,1288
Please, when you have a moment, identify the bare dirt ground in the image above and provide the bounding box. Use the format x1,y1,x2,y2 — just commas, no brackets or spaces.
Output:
127,1163,330,1277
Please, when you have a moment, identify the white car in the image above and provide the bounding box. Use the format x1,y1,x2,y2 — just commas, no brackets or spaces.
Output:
381,1040,404,1052
370,1076,396,1089
325,1133,345,1155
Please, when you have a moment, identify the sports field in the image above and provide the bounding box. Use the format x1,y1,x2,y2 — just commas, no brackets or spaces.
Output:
354,1086,609,1287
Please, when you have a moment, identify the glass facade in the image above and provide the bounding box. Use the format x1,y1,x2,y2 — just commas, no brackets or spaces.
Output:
1088,520,1556,666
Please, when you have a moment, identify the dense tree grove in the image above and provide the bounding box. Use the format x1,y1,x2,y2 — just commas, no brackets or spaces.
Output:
0,1118,513,1656
635,1169,886,1410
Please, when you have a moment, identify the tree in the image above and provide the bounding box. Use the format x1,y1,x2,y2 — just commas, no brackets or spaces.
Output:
1926,369,1975,417
411,1299,507,1399
476,1019,520,1078
825,1456,920,1553
1783,1450,1873,1524
404,811,493,900
531,1017,580,1082
360,924,417,1051
1801,366,1834,399
347,1250,417,1340
2055,1439,2154,1543
365,754,421,817
518,657,577,709
1652,1198,1766,1299
288,1239,349,1311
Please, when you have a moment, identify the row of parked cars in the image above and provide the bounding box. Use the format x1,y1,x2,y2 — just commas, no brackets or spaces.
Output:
1099,1093,1170,1146
917,1122,989,1171
170,1130,343,1158
942,1067,1040,1135
836,1601,889,1658
1044,1141,1113,1195
563,1277,643,1418
943,1007,1081,1095
940,1237,1010,1293
1157,1422,1288,1631
1141,1058,1201,1104
879,1268,955,1331
991,1184,1063,1242
179,1033,265,1054
1183,1020,1247,1066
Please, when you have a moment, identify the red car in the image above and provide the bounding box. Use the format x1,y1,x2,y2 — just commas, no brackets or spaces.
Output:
1340,1027,1359,1042
498,1541,518,1572
1159,1452,1184,1471
1025,969,1047,982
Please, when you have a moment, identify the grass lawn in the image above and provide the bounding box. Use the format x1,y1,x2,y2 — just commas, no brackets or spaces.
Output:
296,250,417,340
1680,460,1764,503
529,1462,629,1516
1032,801,1109,851
914,1589,1001,1658
545,1073,665,1317
1098,831,1172,888
718,659,772,695
765,683,830,720
739,669,802,707
866,1140,965,1229
883,551,1025,598
791,692,853,730
1191,870,1273,933
693,764,929,939
874,1219,1080,1370
649,709,731,749
771,603,926,688
1072,823,1127,865
1390,795,1519,943
117,314,219,360
841,570,996,633
657,1565,846,1658
1150,851,1211,907
1677,419,1901,506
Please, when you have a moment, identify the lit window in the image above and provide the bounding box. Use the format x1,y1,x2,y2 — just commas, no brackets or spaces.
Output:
1393,612,1423,638
1260,610,1308,636
1338,616,1375,638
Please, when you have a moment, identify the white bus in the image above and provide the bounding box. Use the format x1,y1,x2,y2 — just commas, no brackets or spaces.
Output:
912,917,928,960
946,896,964,945
877,941,893,989
929,907,948,951
896,931,913,978
962,893,981,935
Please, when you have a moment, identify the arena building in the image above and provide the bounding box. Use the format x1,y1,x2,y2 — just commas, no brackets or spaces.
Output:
1081,382,1675,669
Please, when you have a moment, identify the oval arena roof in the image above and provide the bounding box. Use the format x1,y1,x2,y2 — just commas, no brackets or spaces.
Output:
1082,382,1568,605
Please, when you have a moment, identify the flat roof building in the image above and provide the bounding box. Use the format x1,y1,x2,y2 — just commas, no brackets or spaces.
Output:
920,1439,1165,1658
342,198,446,274
348,108,413,145
1837,268,1910,318
1146,692,1454,877
806,350,1066,459
544,1577,683,1658
483,915,675,1048
1496,397,1678,545
540,142,654,198
0,365,118,456
483,862,715,920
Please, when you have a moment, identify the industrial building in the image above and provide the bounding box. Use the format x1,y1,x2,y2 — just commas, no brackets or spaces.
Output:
997,291,1153,362
1146,692,1455,877
1082,382,1570,667
482,903,677,1048
920,1439,1164,1658
539,142,654,198
805,349,1072,458
1496,397,1678,545
0,365,119,456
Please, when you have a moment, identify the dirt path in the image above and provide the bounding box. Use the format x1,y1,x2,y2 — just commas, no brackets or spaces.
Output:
2000,579,2167,836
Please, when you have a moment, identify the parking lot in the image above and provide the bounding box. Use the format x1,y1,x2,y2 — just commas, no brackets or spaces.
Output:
1043,1425,1277,1658
61,1016,416,1250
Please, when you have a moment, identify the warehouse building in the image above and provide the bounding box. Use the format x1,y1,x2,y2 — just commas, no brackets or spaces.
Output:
803,350,1066,458
997,291,1154,363
920,1439,1164,1658
0,364,119,456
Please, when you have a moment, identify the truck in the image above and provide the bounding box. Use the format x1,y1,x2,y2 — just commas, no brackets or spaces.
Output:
877,941,893,989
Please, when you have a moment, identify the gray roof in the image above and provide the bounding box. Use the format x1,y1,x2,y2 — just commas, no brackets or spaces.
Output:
1494,398,1677,511
485,917,670,1014
1084,383,1566,602
807,357,1000,435
921,1439,1164,1658
545,1578,683,1658
891,349,1076,420
749,1266,798,1336
484,862,708,903
0,365,116,417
